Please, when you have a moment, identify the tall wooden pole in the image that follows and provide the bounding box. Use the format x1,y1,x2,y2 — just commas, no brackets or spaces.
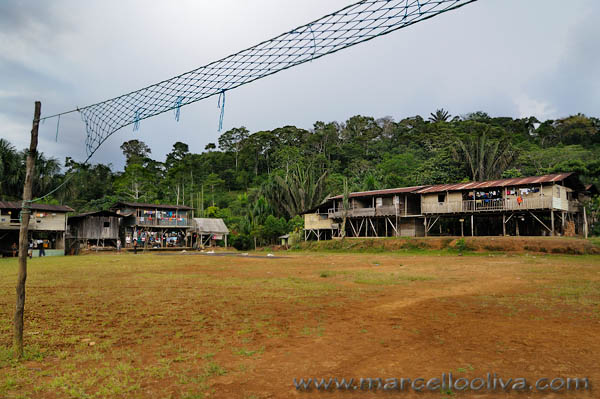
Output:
14,101,40,358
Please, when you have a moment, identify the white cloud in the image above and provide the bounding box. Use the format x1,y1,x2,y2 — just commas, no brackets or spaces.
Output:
515,94,557,121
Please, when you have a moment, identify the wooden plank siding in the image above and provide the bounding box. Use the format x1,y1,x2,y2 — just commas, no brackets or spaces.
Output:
68,216,120,240
421,184,573,214
0,210,67,231
304,213,334,230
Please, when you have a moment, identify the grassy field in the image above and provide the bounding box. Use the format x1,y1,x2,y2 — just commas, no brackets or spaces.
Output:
1,250,599,398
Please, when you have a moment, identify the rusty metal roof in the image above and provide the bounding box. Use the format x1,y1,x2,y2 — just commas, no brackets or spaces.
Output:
0,201,74,212
68,210,123,219
111,201,193,210
415,173,575,194
329,185,427,200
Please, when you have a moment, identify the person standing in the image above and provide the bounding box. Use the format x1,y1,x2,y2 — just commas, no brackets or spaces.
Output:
133,239,138,254
38,241,46,257
116,239,122,252
11,242,17,257
28,241,33,259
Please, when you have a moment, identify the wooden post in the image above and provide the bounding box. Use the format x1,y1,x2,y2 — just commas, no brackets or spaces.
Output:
550,211,555,236
424,216,428,237
561,211,565,235
14,101,40,358
516,217,520,236
470,214,474,237
502,214,506,236
583,206,588,239
461,220,464,237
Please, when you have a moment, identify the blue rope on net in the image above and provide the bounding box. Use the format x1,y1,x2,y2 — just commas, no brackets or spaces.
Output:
174,96,184,121
133,109,141,131
217,90,226,132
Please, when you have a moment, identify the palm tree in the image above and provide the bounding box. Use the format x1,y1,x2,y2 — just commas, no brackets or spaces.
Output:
0,138,21,199
263,163,327,218
453,129,516,181
32,153,61,198
429,108,451,123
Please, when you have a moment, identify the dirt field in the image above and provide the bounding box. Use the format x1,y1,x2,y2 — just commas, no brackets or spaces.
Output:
1,249,599,398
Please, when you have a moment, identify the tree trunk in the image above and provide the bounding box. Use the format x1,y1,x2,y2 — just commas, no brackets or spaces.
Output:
14,101,40,358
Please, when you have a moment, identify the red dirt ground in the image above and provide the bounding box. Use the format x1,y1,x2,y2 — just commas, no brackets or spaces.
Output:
1,251,599,398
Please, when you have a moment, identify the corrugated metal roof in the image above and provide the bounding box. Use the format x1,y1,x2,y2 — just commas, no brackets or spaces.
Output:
193,218,229,234
329,185,427,200
415,173,574,194
68,210,123,219
0,201,74,212
112,201,193,210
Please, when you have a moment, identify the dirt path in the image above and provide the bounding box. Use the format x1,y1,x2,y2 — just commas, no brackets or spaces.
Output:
0,252,598,398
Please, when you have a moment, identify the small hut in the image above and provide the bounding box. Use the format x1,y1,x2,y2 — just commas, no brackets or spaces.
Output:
192,218,229,248
67,210,122,248
279,234,290,248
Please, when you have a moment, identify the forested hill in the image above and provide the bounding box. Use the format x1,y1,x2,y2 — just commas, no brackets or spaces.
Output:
1,110,599,244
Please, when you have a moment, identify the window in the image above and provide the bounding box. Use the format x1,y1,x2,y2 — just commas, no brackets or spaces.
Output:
103,221,110,228
438,194,446,203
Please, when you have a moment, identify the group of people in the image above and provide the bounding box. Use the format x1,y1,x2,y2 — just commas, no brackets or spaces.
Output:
10,240,46,258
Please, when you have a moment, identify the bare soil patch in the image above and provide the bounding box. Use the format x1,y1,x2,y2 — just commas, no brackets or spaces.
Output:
0,251,599,398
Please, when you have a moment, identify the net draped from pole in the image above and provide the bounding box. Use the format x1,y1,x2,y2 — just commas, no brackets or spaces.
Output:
41,0,478,160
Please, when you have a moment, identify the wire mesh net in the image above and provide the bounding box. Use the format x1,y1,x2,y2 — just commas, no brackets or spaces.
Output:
69,0,477,157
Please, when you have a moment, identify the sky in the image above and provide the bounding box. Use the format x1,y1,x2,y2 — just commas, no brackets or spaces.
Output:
1,0,599,170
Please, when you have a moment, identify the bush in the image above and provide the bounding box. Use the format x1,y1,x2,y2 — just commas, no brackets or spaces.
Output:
230,233,253,250
453,238,472,252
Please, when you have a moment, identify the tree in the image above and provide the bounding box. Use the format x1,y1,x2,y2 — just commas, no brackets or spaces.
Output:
204,143,216,152
165,142,189,169
120,140,151,165
453,128,516,181
429,108,451,123
0,138,22,199
263,163,327,218
204,173,225,206
218,127,250,170
263,215,287,244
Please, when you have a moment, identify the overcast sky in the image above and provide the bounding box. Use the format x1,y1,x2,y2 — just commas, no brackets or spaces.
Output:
1,0,598,170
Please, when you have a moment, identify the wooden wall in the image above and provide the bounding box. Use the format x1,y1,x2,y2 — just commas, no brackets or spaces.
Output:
304,213,334,230
69,216,120,240
0,210,67,231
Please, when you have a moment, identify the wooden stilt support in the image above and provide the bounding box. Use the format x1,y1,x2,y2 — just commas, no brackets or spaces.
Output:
350,220,359,237
368,218,378,238
471,214,474,237
424,216,428,237
550,211,554,236
502,214,506,236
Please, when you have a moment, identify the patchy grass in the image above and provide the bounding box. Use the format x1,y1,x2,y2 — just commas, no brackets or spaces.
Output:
0,251,599,398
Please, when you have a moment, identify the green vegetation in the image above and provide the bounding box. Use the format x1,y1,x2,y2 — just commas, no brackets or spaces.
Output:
1,112,599,246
